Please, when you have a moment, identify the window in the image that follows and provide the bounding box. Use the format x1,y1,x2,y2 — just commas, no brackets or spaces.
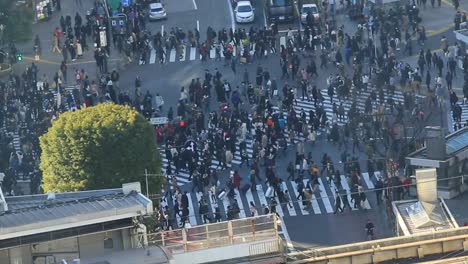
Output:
238,5,252,12
270,0,292,6
151,7,163,12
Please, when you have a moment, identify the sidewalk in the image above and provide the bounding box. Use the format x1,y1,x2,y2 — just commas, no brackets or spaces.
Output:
10,0,123,82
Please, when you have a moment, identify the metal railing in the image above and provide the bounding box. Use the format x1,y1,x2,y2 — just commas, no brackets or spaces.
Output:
147,214,279,254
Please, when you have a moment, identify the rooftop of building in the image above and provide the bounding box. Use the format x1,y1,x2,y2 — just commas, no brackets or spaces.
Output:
393,199,458,236
407,127,468,160
0,182,152,241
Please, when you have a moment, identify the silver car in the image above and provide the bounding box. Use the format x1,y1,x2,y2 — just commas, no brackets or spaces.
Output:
148,3,167,21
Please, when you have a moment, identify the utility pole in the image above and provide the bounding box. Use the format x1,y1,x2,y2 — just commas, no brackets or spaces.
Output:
145,169,149,197
142,170,166,198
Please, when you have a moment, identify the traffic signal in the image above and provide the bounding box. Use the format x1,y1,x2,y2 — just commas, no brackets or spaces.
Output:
179,121,185,127
16,52,22,61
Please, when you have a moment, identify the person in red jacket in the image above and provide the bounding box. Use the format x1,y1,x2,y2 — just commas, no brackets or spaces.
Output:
232,170,241,190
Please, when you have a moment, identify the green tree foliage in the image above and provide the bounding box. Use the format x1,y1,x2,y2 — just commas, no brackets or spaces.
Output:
40,103,161,193
0,0,33,43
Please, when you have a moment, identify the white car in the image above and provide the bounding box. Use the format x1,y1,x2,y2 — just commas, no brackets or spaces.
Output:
235,1,255,23
301,4,320,24
148,3,167,21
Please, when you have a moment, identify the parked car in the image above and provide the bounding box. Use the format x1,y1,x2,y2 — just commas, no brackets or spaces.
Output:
300,3,319,24
235,1,255,23
148,2,167,21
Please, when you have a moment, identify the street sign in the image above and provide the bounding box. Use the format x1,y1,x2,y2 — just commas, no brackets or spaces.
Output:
184,140,198,152
122,0,132,7
150,117,168,125
99,29,107,47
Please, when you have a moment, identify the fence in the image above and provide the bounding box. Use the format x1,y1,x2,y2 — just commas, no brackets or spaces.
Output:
147,214,279,255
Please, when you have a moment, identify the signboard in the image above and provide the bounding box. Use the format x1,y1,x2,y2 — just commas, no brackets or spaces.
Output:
99,30,107,47
184,140,198,152
110,15,127,35
122,0,132,7
150,117,168,125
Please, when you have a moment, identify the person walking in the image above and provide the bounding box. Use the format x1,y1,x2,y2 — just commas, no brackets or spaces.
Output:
341,189,352,211
249,201,257,216
334,191,344,214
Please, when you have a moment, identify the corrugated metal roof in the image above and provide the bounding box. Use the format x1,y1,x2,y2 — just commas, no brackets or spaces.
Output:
0,188,151,238
395,200,454,235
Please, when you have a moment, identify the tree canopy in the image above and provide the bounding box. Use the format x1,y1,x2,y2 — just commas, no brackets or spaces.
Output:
0,0,33,43
40,103,161,193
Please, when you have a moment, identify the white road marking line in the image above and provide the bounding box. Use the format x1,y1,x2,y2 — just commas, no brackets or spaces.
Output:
149,47,156,64
234,189,246,218
209,191,217,215
317,178,334,213
260,184,283,216
280,36,286,48
179,45,186,61
303,179,321,214
362,172,375,189
169,49,176,62
245,188,255,216
190,47,196,60
227,0,235,31
339,175,356,209
197,20,200,31
186,192,199,225
256,184,269,212
340,175,371,210
192,0,198,10
279,218,296,252
161,25,164,35
221,190,231,218
210,48,216,59
290,181,309,215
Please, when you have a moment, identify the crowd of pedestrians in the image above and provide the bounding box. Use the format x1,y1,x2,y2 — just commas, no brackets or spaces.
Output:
150,1,465,229
1,0,467,233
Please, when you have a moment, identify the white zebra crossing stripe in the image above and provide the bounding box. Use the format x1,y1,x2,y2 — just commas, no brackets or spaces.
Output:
340,175,371,210
169,49,176,62
332,176,357,211
220,190,231,216
167,177,379,230
290,181,309,215
256,184,269,212
329,178,358,211
279,36,286,48
208,191,217,215
190,47,196,60
317,178,334,213
303,179,321,214
149,48,156,64
186,192,198,226
375,171,383,181
283,181,296,216
234,189,246,218
362,172,375,189
179,46,186,61
245,188,256,216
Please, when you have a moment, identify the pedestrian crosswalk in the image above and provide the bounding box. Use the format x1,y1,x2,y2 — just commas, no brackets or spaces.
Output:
272,87,424,127
166,171,382,228
138,36,288,65
450,102,468,132
159,86,403,186
54,86,79,112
